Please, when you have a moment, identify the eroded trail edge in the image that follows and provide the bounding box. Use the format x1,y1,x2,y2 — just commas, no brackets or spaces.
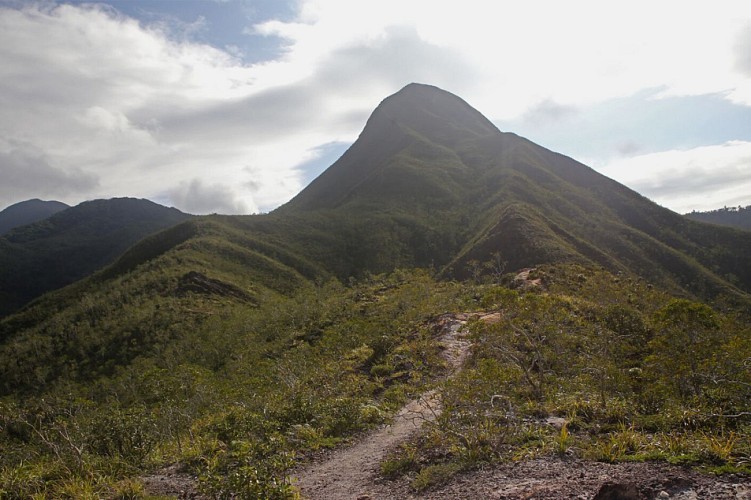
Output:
291,312,491,500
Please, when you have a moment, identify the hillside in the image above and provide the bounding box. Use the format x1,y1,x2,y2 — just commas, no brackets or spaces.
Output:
3,83,751,390
4,85,743,312
0,198,191,316
0,198,68,235
0,84,750,498
686,205,751,230
280,84,751,301
1,266,749,498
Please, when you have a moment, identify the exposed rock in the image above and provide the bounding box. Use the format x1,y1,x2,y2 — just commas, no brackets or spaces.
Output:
477,311,502,323
593,482,642,500
733,483,751,498
661,477,698,499
545,416,568,430
511,267,544,290
176,271,255,302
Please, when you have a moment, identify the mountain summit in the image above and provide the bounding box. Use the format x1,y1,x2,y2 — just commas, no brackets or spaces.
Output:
283,83,499,211
280,83,751,299
366,82,499,143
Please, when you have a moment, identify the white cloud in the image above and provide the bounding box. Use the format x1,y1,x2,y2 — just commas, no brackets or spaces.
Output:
598,141,751,213
0,3,265,213
166,178,251,214
0,1,750,214
0,145,98,200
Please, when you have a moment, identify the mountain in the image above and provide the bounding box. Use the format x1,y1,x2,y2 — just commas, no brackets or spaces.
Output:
0,198,191,316
279,83,751,299
1,84,750,498
685,205,751,231
0,198,69,235
4,83,748,323
1,83,749,391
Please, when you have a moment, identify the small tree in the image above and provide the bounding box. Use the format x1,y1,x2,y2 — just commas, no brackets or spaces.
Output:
479,295,572,401
647,299,720,400
483,251,507,284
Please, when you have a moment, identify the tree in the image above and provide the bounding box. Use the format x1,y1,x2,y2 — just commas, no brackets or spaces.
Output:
647,299,720,400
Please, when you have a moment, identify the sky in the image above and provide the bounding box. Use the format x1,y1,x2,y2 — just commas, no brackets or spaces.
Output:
1,0,750,215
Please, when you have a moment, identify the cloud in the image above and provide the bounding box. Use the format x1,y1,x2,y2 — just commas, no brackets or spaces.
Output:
0,146,98,199
616,142,643,157
0,3,281,213
166,179,251,214
598,141,751,213
521,100,578,127
1,1,751,214
735,22,751,76
496,90,751,165
148,24,476,146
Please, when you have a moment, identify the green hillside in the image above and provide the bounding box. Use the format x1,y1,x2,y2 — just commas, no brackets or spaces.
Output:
282,84,751,302
0,198,191,317
0,199,69,235
0,84,749,498
1,265,749,498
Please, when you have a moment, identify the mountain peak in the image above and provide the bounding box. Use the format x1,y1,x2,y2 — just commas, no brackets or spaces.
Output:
370,83,499,142
281,84,500,211
0,199,69,235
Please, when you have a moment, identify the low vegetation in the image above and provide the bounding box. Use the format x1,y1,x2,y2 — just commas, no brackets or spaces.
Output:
381,266,751,492
1,264,749,498
0,270,464,498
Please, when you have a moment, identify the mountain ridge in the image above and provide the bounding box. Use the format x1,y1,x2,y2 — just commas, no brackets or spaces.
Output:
278,83,751,300
685,205,751,231
0,197,192,316
2,83,751,391
0,198,69,235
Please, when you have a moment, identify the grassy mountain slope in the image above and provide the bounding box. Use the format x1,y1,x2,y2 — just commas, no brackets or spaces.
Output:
281,84,751,302
0,198,191,317
3,83,750,393
0,214,335,394
0,199,69,235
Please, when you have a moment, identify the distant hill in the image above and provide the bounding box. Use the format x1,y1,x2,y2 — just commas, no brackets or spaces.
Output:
685,206,751,230
0,198,191,316
0,199,69,235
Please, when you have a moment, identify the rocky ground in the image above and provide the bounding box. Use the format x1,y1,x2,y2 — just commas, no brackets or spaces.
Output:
358,458,751,499
141,463,205,499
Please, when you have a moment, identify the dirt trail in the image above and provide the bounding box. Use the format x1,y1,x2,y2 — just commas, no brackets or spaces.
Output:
292,313,480,499
143,311,751,499
291,311,751,499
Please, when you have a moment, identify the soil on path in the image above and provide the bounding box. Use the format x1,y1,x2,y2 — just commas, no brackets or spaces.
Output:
358,458,751,499
291,313,478,499
140,463,205,499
